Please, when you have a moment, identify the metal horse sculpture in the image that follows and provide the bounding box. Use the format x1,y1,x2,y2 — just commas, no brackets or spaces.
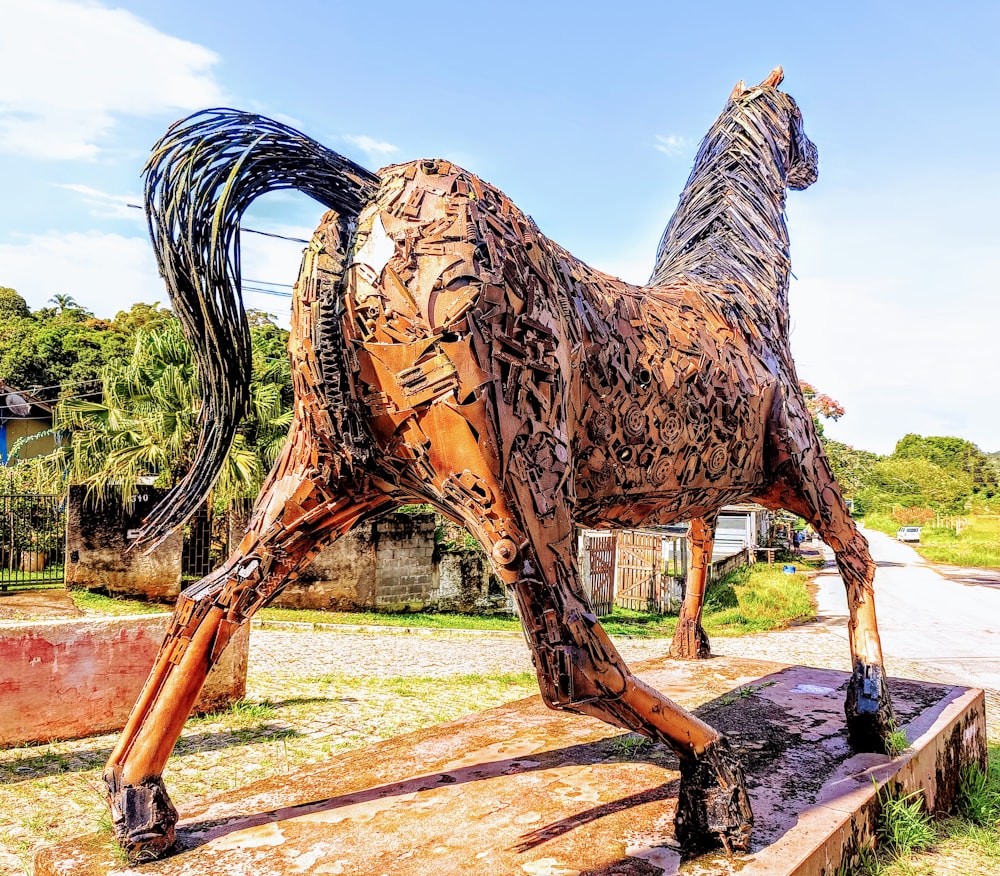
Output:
104,68,895,862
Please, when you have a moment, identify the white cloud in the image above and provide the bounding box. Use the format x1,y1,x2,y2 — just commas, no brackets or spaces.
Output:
238,224,318,328
0,230,164,316
342,134,399,157
654,134,691,157
55,183,142,220
0,222,319,331
0,0,224,159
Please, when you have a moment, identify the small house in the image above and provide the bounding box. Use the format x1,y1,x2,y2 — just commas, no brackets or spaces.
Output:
0,381,55,463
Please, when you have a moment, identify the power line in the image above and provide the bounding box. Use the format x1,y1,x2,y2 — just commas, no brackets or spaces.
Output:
243,278,294,288
126,203,310,243
7,378,102,395
243,285,292,299
242,228,310,244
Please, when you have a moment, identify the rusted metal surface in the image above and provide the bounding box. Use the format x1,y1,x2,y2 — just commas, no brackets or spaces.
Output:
103,68,895,863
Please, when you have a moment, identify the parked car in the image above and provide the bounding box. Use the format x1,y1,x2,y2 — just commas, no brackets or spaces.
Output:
896,526,921,543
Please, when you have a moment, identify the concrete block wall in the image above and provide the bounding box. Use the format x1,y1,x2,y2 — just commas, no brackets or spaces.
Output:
373,513,437,611
271,511,511,614
66,498,509,614
65,485,182,602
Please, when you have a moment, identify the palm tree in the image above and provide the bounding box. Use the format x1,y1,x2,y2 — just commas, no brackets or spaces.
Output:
42,319,291,509
48,293,79,314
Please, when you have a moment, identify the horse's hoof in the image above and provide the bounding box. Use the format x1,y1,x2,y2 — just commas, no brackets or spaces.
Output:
669,617,712,660
104,771,179,862
675,735,753,854
845,660,896,754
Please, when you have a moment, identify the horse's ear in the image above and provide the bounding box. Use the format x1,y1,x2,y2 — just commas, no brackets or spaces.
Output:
760,66,784,88
729,80,747,101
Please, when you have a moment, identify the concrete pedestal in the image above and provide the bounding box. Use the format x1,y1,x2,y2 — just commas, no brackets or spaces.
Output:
35,657,986,875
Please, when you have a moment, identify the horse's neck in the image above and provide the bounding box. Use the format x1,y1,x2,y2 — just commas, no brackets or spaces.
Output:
649,105,792,322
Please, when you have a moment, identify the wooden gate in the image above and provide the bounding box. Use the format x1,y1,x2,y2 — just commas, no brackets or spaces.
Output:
585,533,616,616
615,530,662,612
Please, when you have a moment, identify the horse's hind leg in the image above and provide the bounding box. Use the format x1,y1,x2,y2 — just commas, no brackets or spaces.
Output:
487,501,752,852
758,420,896,752
670,512,719,659
103,458,393,861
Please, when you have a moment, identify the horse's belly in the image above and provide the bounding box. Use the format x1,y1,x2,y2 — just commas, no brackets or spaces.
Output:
573,381,772,525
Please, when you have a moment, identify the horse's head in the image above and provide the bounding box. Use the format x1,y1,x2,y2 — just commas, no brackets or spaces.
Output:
729,67,818,191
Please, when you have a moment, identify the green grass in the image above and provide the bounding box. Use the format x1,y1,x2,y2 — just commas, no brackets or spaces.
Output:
878,787,936,856
63,559,815,641
700,564,815,637
885,729,909,757
257,563,815,639
607,732,654,759
257,606,524,632
865,512,1000,568
958,759,1000,826
0,564,64,583
854,740,1000,875
68,588,171,615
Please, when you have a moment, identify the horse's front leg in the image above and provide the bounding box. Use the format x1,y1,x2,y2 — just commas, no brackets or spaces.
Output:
670,512,719,659
758,413,896,752
103,470,392,862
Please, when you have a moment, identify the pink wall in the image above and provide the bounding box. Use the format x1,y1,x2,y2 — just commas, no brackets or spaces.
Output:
0,615,249,747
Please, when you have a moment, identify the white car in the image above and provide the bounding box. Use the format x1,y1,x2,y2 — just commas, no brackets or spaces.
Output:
896,526,921,543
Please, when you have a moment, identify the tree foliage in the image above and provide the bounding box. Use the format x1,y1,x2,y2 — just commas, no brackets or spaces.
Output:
0,288,177,400
2,290,292,509
892,433,997,497
827,433,994,514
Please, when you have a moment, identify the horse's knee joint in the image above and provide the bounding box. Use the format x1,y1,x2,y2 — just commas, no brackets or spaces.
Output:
536,643,628,709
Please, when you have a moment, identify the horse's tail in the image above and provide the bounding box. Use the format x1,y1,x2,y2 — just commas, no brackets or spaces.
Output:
136,108,379,550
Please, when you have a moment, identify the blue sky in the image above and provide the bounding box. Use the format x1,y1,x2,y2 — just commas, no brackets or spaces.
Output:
1,0,997,455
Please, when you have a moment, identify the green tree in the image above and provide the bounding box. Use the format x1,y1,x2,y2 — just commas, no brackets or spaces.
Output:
0,287,30,320
825,439,880,505
21,316,293,509
893,434,996,497
0,287,107,395
858,456,972,513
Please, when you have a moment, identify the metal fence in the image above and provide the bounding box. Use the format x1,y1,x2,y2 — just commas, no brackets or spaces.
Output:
0,493,66,592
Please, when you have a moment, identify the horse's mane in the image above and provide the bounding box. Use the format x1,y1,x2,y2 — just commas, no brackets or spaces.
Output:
648,87,799,314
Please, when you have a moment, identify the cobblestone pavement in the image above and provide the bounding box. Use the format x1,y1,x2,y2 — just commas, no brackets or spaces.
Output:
247,616,999,744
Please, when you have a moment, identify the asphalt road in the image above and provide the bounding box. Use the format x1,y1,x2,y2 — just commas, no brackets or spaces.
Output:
812,526,1000,694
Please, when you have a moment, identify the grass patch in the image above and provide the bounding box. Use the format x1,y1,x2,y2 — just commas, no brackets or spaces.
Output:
958,759,1000,826
865,512,1000,568
69,589,170,616
608,732,653,759
857,740,1000,874
257,561,814,640
885,729,909,757
258,604,688,638
257,606,522,632
190,699,279,726
716,680,777,706
62,556,814,642
878,787,936,856
0,565,64,583
701,563,815,637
